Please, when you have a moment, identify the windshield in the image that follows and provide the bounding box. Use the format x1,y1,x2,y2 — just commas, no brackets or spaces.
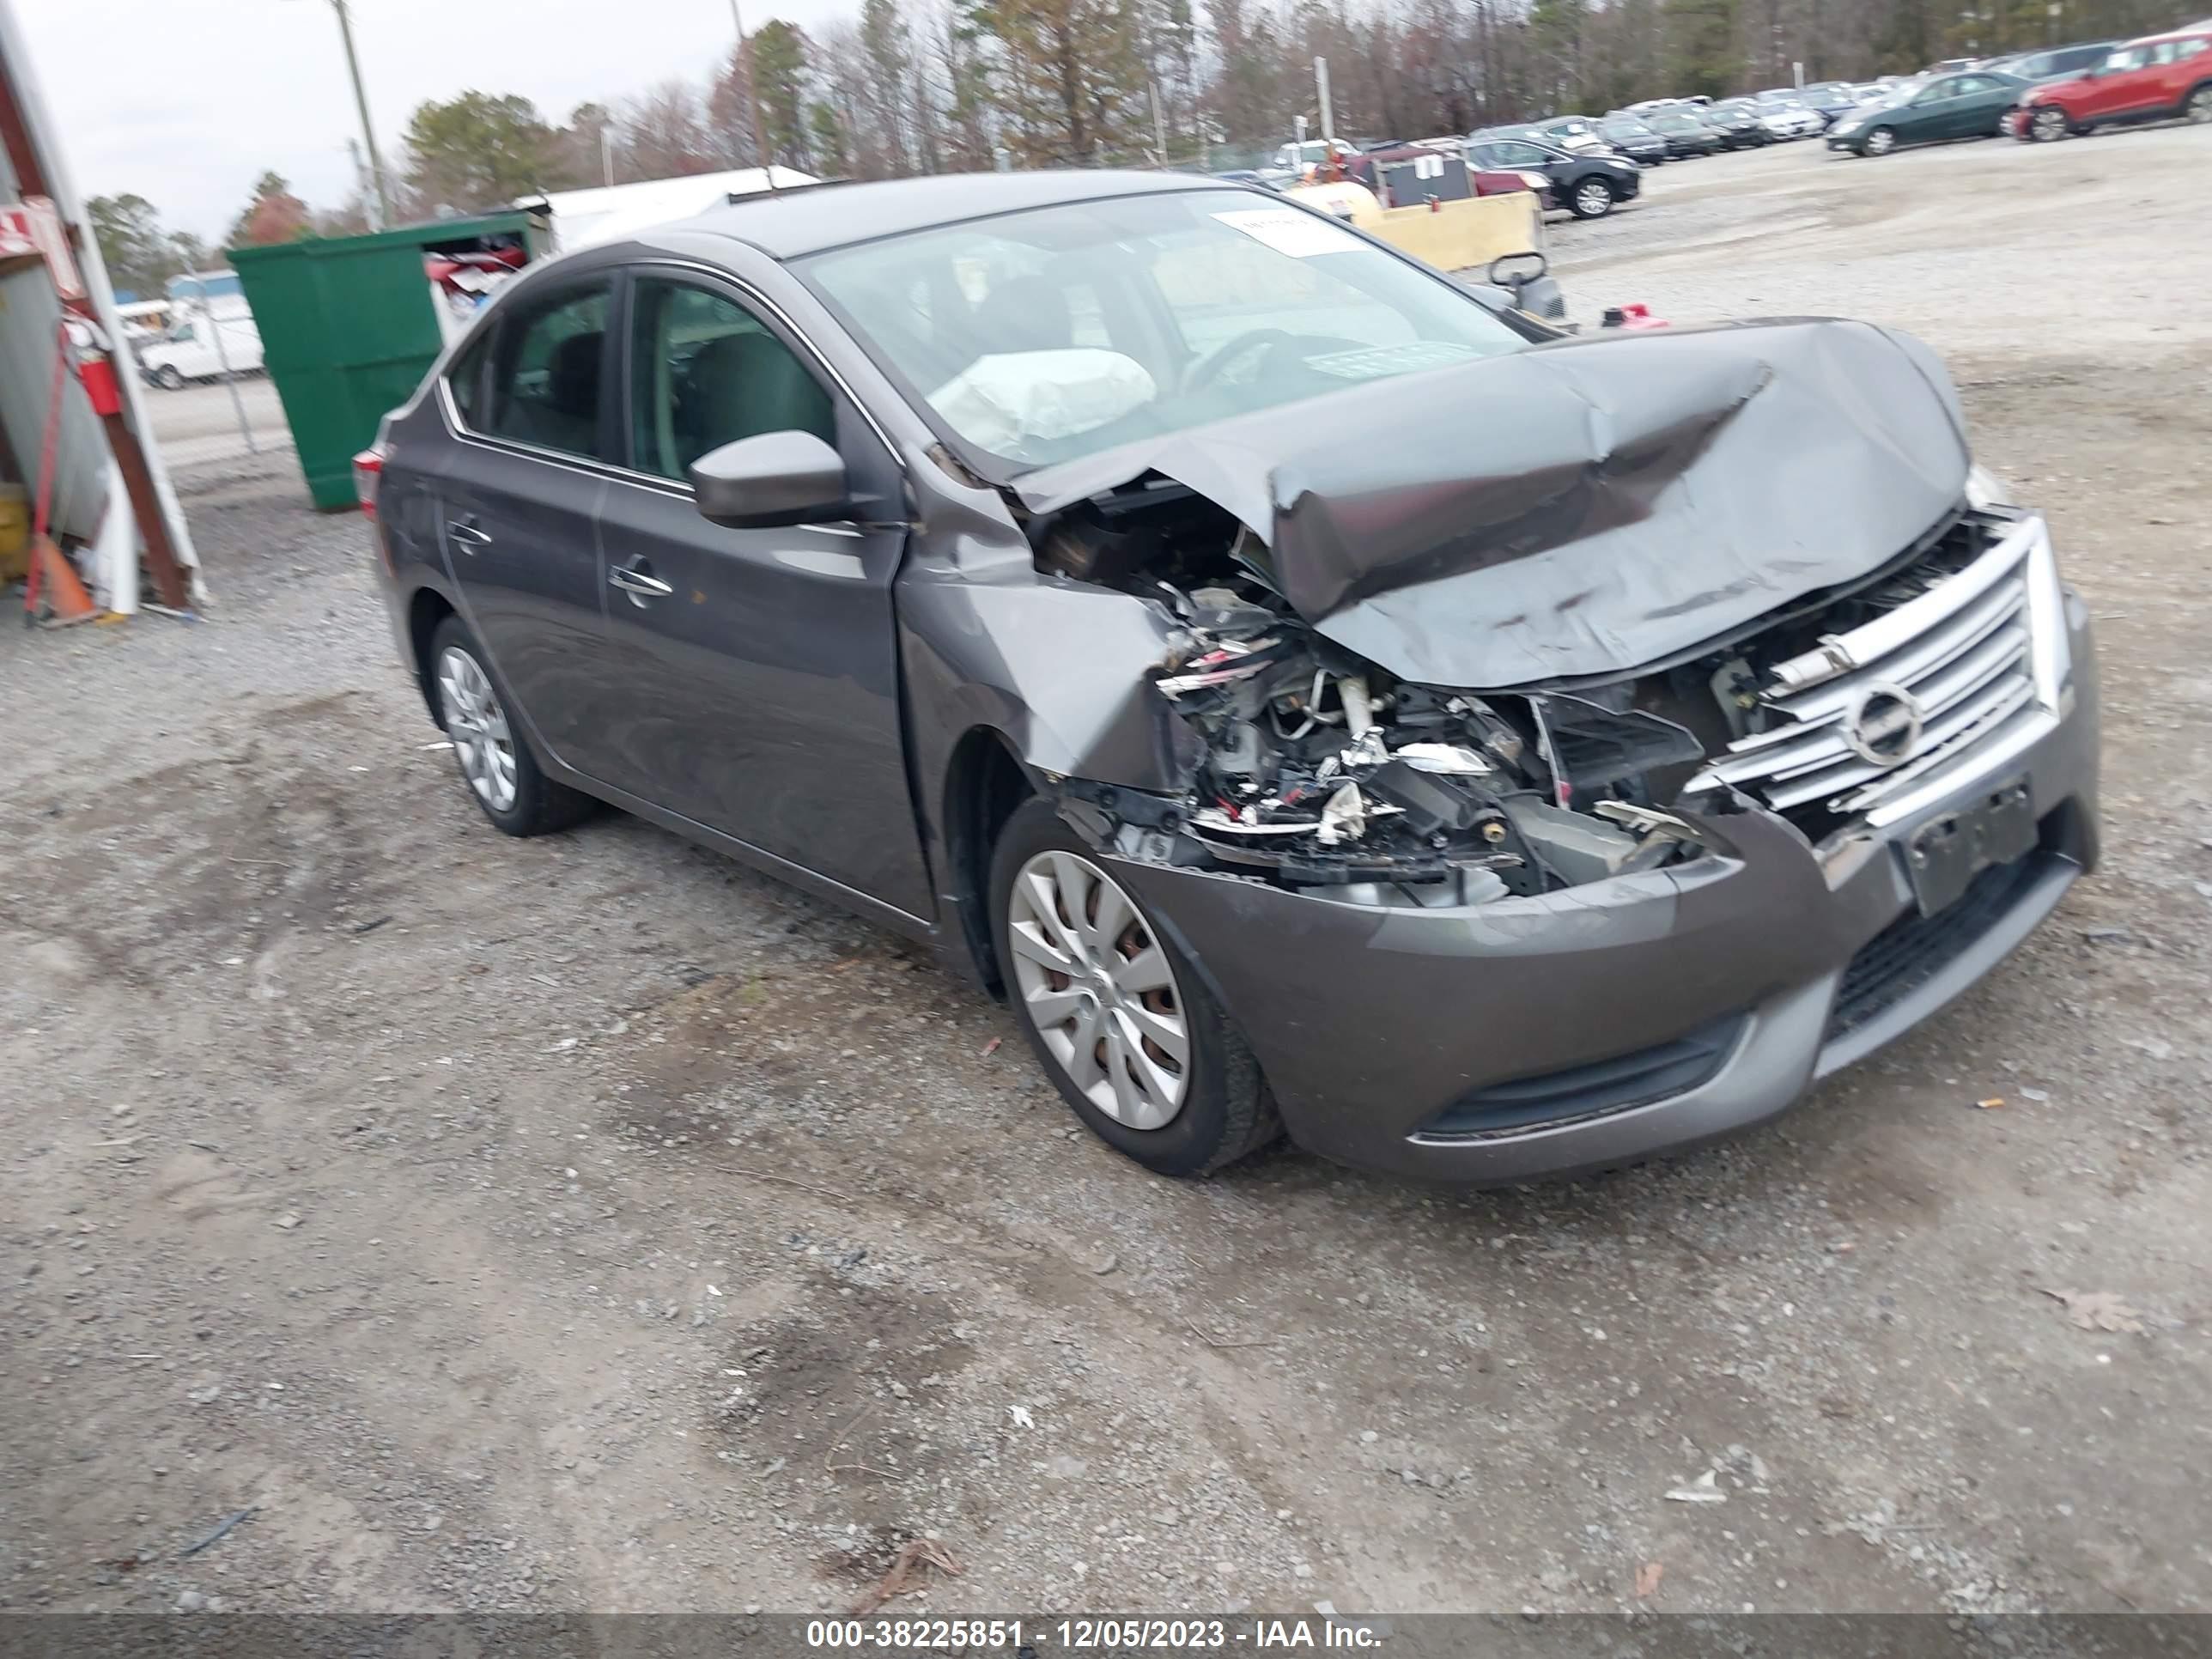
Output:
1600,117,1651,137
1651,112,1701,132
800,188,1528,473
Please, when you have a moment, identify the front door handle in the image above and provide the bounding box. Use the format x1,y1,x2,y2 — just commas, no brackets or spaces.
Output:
447,520,492,551
609,559,673,605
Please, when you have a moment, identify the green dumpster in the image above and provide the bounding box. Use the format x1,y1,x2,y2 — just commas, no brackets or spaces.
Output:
228,210,546,510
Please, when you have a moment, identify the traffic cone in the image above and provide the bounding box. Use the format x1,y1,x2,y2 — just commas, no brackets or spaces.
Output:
27,534,100,627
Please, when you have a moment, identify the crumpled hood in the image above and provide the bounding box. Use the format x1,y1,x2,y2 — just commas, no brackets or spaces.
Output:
1015,318,1972,687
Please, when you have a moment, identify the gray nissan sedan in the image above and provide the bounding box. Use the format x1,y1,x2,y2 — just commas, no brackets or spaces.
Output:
360,171,2100,1185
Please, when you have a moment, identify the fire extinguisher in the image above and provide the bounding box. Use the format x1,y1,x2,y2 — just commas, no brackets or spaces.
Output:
64,315,125,416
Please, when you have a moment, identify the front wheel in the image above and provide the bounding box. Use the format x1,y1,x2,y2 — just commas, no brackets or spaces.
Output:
2029,106,2072,142
1863,126,1897,156
989,797,1278,1177
1570,178,1616,218
154,365,185,391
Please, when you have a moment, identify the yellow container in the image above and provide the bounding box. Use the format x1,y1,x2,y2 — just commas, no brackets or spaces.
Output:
0,484,29,583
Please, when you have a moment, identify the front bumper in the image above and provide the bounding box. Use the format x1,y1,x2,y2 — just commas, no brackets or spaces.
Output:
1109,561,2100,1187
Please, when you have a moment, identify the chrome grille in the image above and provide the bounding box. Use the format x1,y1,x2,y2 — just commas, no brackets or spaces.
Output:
1698,514,2067,832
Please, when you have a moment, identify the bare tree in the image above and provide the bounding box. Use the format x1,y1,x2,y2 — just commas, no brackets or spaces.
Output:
619,79,724,179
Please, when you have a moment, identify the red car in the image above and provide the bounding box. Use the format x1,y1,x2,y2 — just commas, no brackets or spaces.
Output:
2008,26,2212,139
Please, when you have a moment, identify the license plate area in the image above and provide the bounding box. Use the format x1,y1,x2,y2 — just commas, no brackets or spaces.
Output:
1904,775,2037,917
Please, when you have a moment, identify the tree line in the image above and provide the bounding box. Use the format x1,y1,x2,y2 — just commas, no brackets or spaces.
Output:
91,0,2200,283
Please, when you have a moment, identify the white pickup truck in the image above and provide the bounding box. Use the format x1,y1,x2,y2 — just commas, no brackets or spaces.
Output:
136,313,264,389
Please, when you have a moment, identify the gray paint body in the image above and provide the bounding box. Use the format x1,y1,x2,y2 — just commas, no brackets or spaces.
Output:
369,171,2101,1185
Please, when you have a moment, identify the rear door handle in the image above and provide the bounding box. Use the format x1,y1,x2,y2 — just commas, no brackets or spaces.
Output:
608,559,673,604
447,520,492,550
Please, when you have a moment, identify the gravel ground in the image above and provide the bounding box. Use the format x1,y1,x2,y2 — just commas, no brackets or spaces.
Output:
4,131,2209,1619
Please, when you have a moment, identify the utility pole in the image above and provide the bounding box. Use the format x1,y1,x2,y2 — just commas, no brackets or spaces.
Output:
328,0,391,228
730,0,780,191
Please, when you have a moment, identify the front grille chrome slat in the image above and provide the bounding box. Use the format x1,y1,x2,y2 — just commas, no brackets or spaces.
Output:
1697,514,2058,831
1765,677,2036,811
1769,581,2026,726
1759,624,2029,790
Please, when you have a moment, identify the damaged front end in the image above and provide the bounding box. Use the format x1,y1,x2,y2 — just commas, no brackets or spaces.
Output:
997,317,2069,913
917,314,2096,1180
1025,477,1737,907
1130,568,1721,905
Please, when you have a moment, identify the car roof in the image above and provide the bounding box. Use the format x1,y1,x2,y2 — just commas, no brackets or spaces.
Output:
2130,24,2212,41
677,169,1223,259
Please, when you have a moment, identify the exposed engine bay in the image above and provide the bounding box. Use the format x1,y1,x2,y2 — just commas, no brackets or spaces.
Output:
1026,476,1998,907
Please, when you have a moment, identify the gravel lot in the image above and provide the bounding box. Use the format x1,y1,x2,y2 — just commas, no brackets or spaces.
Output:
5,129,2209,1619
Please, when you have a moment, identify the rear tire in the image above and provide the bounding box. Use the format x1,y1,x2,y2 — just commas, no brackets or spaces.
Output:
988,797,1279,1178
2187,84,2212,124
428,617,595,838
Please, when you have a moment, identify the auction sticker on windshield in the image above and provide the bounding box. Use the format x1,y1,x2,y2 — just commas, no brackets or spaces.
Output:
1212,206,1365,258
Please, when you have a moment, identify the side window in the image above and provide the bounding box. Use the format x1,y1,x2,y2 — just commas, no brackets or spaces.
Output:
2180,39,2208,59
483,284,611,460
628,278,834,483
445,330,492,427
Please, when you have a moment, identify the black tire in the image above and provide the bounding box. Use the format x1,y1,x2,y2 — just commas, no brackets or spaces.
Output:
155,365,185,391
1568,176,1616,218
2186,83,2212,125
2028,106,2072,143
1862,125,1897,156
988,796,1279,1178
428,616,595,838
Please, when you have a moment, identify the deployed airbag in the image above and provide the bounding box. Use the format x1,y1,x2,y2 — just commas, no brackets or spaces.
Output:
930,349,1157,454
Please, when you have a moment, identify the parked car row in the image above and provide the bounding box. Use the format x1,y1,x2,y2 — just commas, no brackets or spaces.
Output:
1507,27,2209,175
1226,27,2208,228
1827,26,2212,155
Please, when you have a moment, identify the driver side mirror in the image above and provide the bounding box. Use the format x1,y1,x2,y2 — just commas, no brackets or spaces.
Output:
688,430,848,528
1488,250,1549,290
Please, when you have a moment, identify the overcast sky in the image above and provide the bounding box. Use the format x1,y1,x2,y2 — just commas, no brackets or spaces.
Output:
17,0,851,242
